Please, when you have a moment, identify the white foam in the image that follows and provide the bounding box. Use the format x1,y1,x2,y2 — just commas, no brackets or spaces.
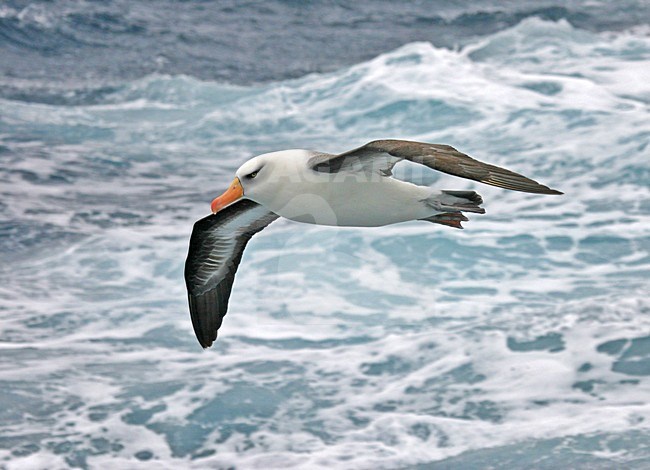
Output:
1,18,649,469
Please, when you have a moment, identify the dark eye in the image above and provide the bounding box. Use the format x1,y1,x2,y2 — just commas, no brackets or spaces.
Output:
246,170,259,179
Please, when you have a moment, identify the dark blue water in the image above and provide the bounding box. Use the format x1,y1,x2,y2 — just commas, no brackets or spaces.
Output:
1,2,649,468
1,1,648,90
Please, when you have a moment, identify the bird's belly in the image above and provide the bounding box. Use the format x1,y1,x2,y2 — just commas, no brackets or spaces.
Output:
271,179,432,227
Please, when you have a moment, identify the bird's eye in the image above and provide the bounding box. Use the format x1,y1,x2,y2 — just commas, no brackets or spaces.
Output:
246,170,259,179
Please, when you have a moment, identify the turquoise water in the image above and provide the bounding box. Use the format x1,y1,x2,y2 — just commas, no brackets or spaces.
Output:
1,7,650,469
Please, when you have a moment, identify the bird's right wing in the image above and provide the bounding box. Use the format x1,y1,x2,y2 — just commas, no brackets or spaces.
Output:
184,199,279,348
309,139,562,195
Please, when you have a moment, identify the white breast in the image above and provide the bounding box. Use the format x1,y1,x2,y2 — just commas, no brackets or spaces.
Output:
267,159,432,226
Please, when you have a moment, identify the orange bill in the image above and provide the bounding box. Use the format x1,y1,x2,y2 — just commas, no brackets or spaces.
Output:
211,177,243,213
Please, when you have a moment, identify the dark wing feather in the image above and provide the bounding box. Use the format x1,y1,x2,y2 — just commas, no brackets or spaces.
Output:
310,139,562,195
184,199,279,348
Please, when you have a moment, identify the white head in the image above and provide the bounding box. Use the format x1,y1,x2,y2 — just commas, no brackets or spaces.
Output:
210,149,309,213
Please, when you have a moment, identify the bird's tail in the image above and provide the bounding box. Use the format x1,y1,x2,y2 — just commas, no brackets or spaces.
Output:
423,190,485,214
419,190,485,229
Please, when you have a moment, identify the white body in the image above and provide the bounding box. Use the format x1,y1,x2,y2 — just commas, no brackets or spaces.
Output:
237,150,437,227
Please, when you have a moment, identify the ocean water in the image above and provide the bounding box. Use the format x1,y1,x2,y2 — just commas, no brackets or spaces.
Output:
1,2,650,469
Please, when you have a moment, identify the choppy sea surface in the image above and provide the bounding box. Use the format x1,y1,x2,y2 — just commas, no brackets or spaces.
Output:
1,2,650,469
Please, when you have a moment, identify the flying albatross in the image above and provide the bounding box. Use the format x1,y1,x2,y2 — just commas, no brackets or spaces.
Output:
185,140,561,348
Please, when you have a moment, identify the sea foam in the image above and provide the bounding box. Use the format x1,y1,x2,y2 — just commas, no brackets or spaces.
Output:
0,18,649,469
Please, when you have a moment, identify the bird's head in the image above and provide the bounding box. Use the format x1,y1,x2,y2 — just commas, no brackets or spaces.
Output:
210,149,312,214
210,155,266,213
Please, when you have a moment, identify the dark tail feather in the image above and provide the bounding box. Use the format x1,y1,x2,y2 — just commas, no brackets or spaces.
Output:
420,212,469,229
425,190,485,214
442,190,483,205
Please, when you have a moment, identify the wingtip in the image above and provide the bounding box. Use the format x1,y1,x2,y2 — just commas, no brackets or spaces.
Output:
546,188,564,195
197,327,217,349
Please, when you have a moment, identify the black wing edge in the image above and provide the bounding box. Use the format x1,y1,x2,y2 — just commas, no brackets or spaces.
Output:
184,200,278,348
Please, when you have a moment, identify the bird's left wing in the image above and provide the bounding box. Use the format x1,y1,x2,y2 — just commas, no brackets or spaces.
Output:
184,199,279,348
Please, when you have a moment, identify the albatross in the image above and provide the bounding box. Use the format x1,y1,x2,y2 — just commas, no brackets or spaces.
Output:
185,139,562,348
